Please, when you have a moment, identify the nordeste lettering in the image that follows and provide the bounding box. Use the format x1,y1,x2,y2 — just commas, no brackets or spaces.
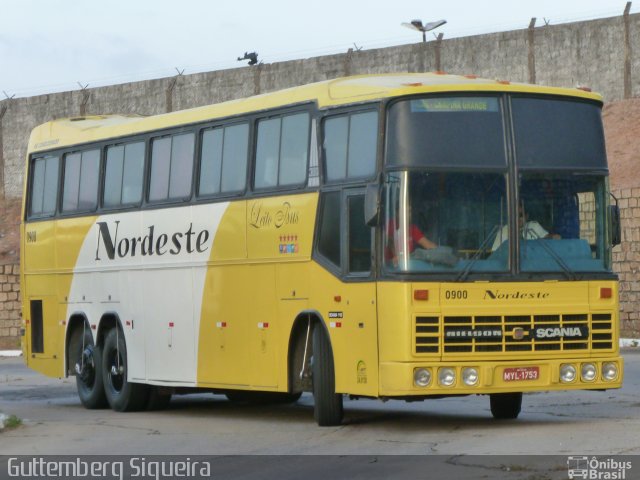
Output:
95,221,210,260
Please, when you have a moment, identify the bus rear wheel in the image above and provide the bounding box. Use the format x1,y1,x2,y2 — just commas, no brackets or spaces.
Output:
490,392,522,419
73,328,107,409
102,328,149,412
312,326,343,426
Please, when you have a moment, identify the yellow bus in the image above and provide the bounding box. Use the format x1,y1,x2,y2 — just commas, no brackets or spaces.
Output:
21,73,623,425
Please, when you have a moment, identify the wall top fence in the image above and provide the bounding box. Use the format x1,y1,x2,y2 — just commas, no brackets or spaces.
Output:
1,11,639,199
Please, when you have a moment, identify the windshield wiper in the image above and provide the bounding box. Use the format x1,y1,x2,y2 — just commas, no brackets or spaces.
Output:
523,227,575,280
455,225,500,282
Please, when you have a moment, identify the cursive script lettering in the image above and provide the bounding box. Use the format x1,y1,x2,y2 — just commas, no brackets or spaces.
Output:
484,290,550,300
250,201,300,229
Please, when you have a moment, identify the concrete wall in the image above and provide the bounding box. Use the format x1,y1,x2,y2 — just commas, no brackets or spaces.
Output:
1,13,639,199
1,12,639,345
612,187,640,337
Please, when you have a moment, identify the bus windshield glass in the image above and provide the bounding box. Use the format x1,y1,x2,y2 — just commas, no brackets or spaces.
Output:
518,173,610,273
384,94,611,276
383,171,509,273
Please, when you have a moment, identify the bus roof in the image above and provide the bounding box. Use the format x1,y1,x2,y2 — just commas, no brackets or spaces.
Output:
28,72,602,153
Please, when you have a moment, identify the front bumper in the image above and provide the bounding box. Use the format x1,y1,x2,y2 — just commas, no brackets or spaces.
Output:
379,356,623,396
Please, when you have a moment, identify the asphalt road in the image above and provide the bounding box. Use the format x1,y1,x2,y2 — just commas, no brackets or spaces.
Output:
0,350,637,457
2,352,639,478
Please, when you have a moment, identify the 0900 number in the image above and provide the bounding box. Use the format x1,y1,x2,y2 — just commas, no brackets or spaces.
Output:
445,290,468,300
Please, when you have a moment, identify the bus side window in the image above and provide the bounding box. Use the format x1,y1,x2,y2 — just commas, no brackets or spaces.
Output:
62,149,99,213
323,110,377,183
317,191,341,269
348,194,371,273
199,123,249,196
255,112,310,190
317,191,371,275
104,141,144,207
149,133,195,202
29,155,59,218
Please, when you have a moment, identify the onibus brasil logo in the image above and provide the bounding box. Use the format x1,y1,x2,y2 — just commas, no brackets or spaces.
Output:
567,456,632,479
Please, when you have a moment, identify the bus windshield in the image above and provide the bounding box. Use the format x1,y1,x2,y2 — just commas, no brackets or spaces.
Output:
384,94,611,277
518,173,610,273
382,171,611,275
383,171,509,274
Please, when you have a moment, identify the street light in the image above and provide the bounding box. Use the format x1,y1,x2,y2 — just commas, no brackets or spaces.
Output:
401,19,447,42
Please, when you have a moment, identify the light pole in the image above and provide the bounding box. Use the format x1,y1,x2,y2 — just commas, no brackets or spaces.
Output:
401,19,447,42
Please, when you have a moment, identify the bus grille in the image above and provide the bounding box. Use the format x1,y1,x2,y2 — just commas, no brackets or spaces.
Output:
414,313,613,355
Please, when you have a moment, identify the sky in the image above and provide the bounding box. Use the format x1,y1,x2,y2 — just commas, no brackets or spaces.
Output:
0,0,635,98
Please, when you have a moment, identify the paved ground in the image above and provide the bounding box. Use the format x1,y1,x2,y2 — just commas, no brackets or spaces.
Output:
1,350,638,458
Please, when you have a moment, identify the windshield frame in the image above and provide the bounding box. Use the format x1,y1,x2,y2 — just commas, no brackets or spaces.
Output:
380,92,616,282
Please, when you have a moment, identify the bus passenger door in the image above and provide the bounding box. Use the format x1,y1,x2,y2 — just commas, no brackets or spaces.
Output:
315,189,379,396
338,191,378,396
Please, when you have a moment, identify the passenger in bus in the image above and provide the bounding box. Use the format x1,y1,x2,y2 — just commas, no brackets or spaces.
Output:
553,193,580,239
385,220,437,266
385,221,458,267
492,204,560,251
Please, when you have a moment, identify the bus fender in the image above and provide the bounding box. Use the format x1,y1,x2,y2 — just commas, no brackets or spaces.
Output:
288,310,333,393
65,312,91,377
96,312,124,348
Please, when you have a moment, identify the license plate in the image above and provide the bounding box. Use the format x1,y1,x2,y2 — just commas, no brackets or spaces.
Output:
503,366,539,382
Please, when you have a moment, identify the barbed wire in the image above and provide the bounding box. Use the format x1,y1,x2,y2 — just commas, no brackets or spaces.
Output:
2,5,634,99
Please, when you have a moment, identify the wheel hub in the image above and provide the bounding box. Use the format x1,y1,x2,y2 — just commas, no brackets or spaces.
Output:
75,346,95,385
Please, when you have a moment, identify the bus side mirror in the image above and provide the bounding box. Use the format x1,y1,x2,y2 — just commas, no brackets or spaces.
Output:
610,204,621,247
365,183,382,227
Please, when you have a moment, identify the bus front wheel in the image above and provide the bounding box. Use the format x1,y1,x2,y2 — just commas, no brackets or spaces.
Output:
312,326,343,426
102,328,149,412
490,392,522,419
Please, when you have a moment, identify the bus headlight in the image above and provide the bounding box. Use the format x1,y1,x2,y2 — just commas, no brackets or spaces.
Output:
602,362,618,381
581,363,597,382
414,368,432,387
462,367,479,386
560,364,577,383
438,367,456,387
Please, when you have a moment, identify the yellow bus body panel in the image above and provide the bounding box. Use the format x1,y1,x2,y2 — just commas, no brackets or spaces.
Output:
377,280,621,395
22,216,96,377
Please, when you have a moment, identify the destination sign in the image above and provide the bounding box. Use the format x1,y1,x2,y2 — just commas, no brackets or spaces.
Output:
410,97,499,113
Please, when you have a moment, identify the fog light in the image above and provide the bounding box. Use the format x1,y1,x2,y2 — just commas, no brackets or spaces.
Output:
462,367,479,386
438,367,456,387
602,362,618,381
414,368,432,387
560,364,577,383
581,363,597,382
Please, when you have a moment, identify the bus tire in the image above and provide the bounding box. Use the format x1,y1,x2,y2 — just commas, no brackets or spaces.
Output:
312,326,343,426
73,328,108,409
490,392,522,419
102,328,149,412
